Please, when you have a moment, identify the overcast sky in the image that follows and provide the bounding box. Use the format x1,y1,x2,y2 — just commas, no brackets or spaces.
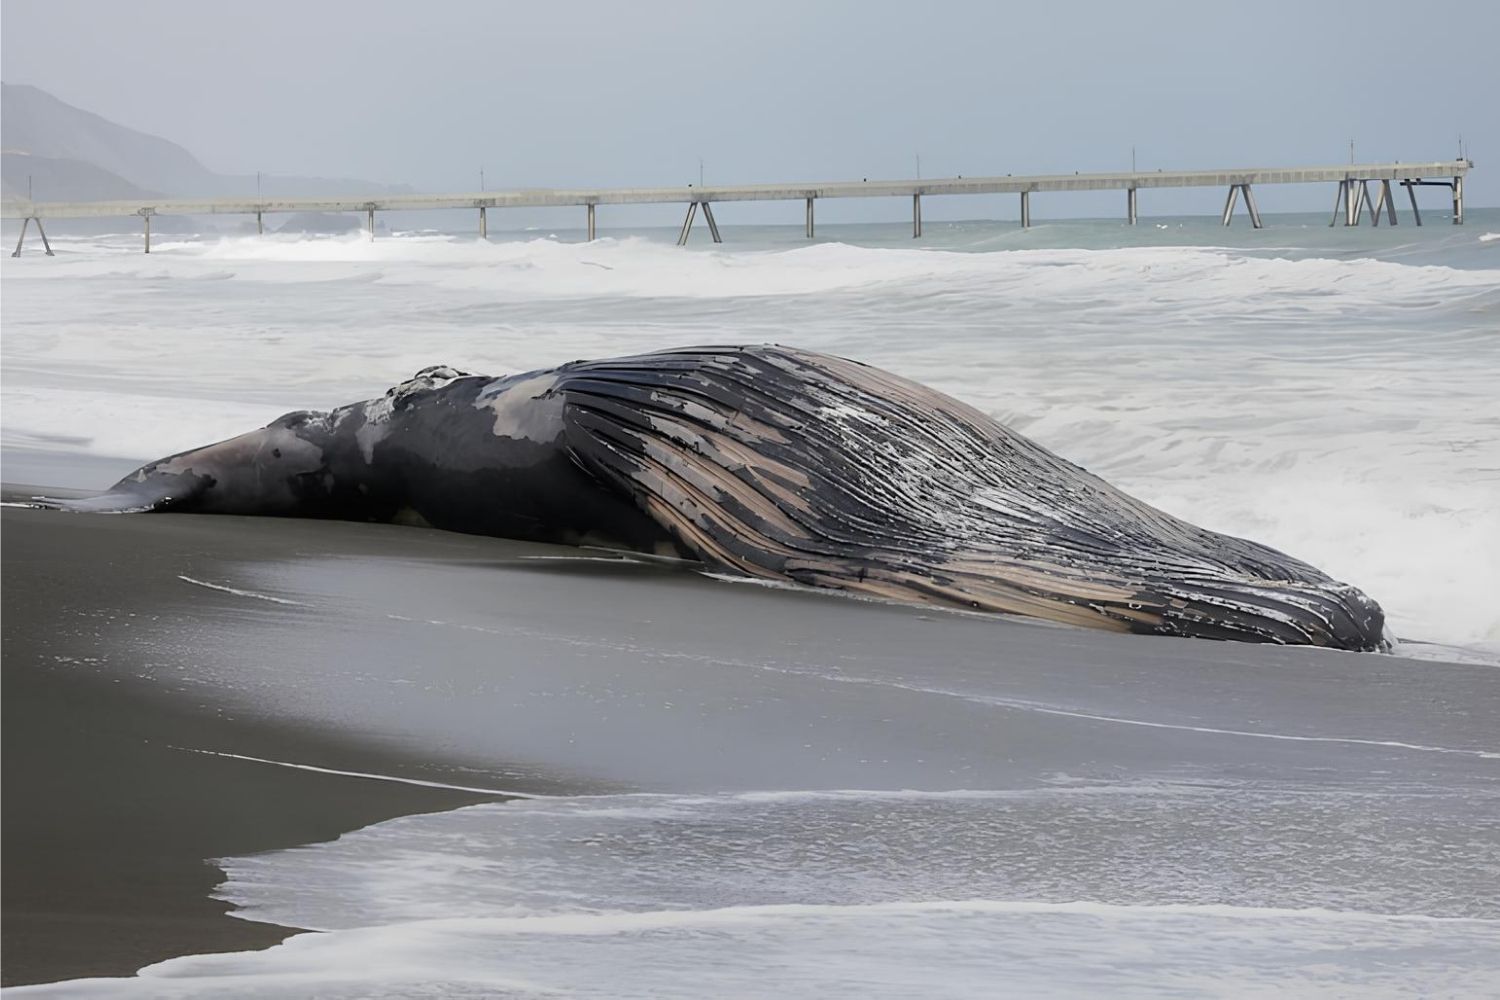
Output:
3,0,1495,219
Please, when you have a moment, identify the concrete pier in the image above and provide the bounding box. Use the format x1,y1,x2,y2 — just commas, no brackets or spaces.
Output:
1,160,1472,251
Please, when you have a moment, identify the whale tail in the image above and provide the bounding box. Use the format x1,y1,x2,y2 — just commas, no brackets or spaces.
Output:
553,345,1389,652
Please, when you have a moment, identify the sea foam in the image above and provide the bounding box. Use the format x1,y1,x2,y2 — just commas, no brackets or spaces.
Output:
3,228,1497,649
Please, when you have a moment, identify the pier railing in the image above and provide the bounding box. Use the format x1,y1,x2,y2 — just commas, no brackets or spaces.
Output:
4,160,1473,256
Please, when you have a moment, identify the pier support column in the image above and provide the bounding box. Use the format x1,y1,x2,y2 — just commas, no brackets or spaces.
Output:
1371,182,1387,226
1378,180,1397,225
479,206,488,240
1347,181,1367,226
1220,185,1240,226
1020,190,1030,229
1453,174,1464,225
587,203,596,241
367,208,375,242
10,217,29,257
912,194,922,238
143,213,151,254
1329,181,1347,227
676,202,699,246
1127,187,1138,225
805,197,814,239
34,217,54,255
1403,180,1422,226
256,211,264,235
1242,184,1263,228
702,201,723,244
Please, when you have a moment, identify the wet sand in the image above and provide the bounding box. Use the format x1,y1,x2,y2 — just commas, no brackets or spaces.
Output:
0,500,512,986
4,457,1497,989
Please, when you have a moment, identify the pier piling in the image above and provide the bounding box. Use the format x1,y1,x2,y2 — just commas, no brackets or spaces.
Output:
1453,175,1464,224
1020,190,1031,229
912,194,922,238
1127,187,1138,225
143,212,151,253
1242,185,1263,228
256,211,264,235
1220,185,1240,226
479,206,487,240
805,197,814,239
1221,184,1262,228
702,202,723,243
587,203,596,241
10,217,28,257
367,207,375,242
1403,180,1422,225
676,202,698,245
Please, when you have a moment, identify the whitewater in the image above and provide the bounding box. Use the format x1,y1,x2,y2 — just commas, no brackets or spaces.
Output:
3,214,1499,998
4,216,1498,649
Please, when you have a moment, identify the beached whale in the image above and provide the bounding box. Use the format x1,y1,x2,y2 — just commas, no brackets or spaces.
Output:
41,345,1388,651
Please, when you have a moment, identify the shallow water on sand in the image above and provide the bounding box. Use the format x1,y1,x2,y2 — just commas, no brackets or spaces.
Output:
4,215,1499,996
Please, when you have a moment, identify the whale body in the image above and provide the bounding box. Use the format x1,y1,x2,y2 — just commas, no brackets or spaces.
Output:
44,345,1389,651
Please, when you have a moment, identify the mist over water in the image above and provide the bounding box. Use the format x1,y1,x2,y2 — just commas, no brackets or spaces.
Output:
4,214,1498,649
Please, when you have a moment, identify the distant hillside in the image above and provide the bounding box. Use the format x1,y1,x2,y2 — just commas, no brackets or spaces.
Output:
1,152,160,202
0,82,410,202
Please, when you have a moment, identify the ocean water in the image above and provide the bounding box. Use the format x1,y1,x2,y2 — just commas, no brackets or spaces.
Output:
4,212,1500,997
4,212,1497,648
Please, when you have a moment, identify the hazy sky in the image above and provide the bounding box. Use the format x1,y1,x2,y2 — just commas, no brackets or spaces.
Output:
3,0,1495,220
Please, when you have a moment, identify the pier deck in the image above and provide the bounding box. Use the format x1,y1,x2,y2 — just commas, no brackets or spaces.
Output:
4,159,1473,254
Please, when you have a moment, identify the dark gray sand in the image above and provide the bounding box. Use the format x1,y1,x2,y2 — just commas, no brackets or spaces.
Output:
3,455,1498,988
0,502,513,986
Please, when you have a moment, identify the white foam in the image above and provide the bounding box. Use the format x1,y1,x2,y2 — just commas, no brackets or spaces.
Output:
17,900,1498,998
16,782,1499,998
169,747,536,798
4,231,1497,649
177,575,309,606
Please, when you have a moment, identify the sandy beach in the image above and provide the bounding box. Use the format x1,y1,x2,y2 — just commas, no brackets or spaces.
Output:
5,460,1500,993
